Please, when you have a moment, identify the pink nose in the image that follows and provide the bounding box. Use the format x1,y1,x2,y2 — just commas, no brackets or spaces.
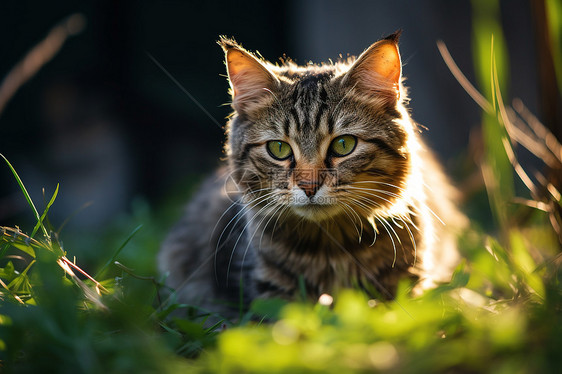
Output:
298,181,320,197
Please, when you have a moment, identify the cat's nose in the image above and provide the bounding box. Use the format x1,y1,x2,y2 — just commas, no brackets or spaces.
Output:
298,181,321,198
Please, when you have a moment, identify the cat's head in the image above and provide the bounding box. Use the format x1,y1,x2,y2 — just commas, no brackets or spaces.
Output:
220,33,415,222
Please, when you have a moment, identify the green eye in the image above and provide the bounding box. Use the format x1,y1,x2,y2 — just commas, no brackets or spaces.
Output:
330,135,357,156
267,140,293,160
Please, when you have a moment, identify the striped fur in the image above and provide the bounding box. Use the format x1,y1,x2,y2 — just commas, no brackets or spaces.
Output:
158,33,466,318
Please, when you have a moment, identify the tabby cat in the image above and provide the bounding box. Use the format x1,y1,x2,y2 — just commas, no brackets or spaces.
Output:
158,32,465,317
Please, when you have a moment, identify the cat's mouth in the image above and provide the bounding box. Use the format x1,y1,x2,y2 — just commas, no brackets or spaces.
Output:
291,200,341,221
284,185,342,221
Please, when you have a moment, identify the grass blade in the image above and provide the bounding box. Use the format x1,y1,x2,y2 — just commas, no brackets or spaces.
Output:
31,183,59,239
94,224,143,278
1,153,48,239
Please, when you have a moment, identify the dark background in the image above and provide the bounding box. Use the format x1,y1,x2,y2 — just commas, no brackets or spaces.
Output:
0,0,548,232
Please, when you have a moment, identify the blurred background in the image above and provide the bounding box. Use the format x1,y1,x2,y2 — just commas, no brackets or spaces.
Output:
0,0,558,268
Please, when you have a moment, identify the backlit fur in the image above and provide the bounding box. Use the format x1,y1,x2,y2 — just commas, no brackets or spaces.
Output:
158,34,466,317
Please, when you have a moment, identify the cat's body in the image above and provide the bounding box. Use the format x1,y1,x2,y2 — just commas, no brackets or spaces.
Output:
159,33,465,317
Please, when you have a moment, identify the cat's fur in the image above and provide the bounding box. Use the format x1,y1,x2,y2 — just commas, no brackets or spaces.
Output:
158,33,466,316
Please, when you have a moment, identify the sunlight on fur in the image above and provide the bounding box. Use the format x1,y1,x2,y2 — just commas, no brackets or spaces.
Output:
158,32,467,318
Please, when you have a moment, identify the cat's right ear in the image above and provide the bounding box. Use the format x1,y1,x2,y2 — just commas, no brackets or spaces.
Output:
218,37,279,113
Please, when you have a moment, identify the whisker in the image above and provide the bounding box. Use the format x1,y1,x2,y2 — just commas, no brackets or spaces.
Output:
215,191,277,275
341,194,382,212
397,216,417,266
345,194,401,263
216,190,277,249
346,181,443,226
209,196,244,243
343,187,397,206
347,193,417,266
269,206,291,246
258,203,287,249
375,215,399,267
423,204,445,226
343,186,401,199
208,168,277,240
346,201,365,241
238,200,283,285
339,202,363,242
340,196,382,245
219,190,277,244
350,180,407,192
226,199,278,284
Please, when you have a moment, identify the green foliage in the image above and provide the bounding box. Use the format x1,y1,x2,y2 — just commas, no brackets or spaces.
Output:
546,0,562,90
0,161,185,372
1,5,562,372
471,0,515,230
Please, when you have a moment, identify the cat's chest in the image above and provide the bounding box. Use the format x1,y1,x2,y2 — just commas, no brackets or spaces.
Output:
249,212,419,265
249,217,418,299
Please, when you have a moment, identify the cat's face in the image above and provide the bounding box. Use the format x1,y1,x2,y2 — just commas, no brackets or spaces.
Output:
221,34,411,222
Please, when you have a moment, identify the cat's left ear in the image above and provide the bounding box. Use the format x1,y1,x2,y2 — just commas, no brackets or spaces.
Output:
219,37,279,113
343,31,402,104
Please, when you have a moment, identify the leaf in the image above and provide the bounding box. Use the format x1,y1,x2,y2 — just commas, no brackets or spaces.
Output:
173,318,206,340
11,243,36,258
0,261,17,282
204,318,227,333
449,261,470,288
31,183,59,239
6,260,35,294
157,303,182,321
0,242,10,258
471,1,515,229
509,231,537,274
510,230,545,299
6,274,31,294
250,298,288,321
486,236,510,264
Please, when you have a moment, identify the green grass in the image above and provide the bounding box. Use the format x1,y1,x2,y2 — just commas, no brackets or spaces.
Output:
1,5,562,372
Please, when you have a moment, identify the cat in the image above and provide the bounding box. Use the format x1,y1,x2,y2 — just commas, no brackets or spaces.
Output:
158,32,466,317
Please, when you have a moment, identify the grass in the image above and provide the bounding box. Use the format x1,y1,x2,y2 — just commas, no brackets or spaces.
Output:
1,4,562,372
